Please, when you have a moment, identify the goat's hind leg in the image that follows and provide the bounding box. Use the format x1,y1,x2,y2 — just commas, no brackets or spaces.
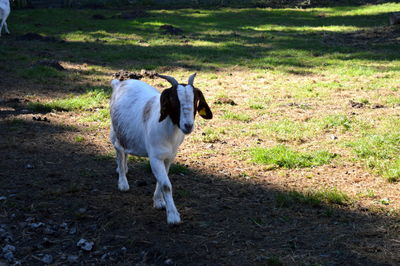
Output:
0,19,4,37
153,182,166,209
115,148,129,191
3,21,9,34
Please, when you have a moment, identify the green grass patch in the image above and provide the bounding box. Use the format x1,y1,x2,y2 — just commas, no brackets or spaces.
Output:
222,111,251,122
74,136,85,143
251,145,336,169
254,120,315,143
28,87,111,112
347,132,400,182
19,65,65,82
317,114,352,131
276,188,350,208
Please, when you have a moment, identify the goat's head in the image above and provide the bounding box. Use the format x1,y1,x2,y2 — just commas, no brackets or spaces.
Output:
157,73,212,134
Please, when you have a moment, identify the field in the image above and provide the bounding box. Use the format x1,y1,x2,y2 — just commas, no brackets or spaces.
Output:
1,3,400,265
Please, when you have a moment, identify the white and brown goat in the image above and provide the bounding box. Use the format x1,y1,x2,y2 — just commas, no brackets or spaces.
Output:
110,73,212,224
0,0,10,36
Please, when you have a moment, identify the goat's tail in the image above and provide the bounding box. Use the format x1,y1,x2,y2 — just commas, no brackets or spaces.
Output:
111,79,120,90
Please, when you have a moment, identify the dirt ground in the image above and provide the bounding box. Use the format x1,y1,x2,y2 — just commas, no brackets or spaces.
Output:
1,31,400,266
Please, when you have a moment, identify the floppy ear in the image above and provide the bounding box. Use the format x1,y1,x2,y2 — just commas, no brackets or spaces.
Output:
159,89,171,122
196,89,213,119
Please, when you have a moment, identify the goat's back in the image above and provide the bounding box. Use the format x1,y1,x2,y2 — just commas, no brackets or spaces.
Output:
110,79,161,156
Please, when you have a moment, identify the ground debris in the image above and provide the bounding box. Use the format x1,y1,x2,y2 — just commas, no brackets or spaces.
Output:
77,239,94,251
160,24,184,35
32,116,50,123
349,100,365,108
113,69,157,81
214,97,237,105
34,60,65,71
41,254,53,264
372,103,385,109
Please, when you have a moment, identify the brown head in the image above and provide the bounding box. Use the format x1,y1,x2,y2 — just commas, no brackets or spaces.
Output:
157,73,212,134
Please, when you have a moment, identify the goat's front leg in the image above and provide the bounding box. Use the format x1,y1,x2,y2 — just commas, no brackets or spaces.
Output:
115,148,129,191
153,159,172,210
150,157,180,224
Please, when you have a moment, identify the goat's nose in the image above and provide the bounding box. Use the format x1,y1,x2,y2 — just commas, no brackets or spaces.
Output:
184,123,193,133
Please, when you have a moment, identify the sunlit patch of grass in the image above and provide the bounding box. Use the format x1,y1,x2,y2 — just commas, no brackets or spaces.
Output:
385,96,400,106
250,145,336,169
253,120,315,143
347,128,400,182
28,87,111,112
317,114,352,131
249,103,264,110
222,111,251,122
276,188,350,208
74,136,85,143
80,108,110,128
199,127,226,143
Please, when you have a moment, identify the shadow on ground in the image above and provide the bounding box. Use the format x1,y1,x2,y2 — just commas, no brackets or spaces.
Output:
0,118,398,265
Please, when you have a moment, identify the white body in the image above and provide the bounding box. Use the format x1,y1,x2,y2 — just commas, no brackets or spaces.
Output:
110,79,195,224
0,0,10,36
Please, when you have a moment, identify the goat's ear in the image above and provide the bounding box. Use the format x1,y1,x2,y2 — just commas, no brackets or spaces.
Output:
159,89,171,122
196,89,213,119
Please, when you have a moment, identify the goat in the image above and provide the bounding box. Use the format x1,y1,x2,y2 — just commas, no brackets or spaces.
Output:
110,73,212,224
0,0,10,37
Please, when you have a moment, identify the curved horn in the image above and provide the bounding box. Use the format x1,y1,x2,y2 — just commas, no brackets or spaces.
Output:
156,73,178,87
188,73,197,86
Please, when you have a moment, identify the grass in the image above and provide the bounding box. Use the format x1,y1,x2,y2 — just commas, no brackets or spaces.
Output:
250,145,336,169
2,3,399,191
28,87,111,112
276,188,350,208
222,111,252,122
19,65,66,82
348,132,400,182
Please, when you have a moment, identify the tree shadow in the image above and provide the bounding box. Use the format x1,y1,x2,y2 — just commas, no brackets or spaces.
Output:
0,118,398,265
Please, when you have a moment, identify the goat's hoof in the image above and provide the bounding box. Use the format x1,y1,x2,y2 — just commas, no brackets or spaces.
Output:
167,212,181,225
118,183,130,191
153,199,166,209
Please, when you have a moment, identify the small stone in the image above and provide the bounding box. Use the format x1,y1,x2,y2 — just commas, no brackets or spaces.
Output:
330,135,338,140
77,239,94,251
164,259,174,265
2,244,16,253
43,227,55,235
67,255,79,263
3,251,14,261
25,164,34,169
78,208,87,213
30,222,44,229
69,226,77,235
59,222,68,229
41,254,53,264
